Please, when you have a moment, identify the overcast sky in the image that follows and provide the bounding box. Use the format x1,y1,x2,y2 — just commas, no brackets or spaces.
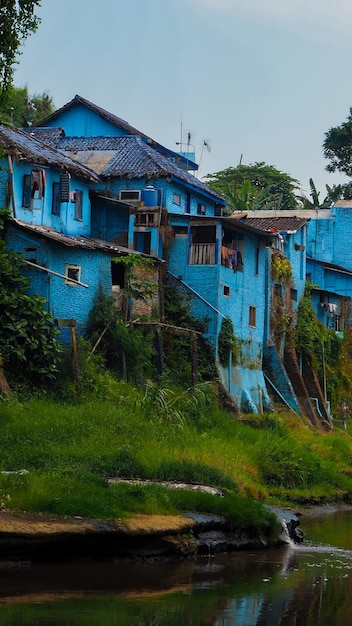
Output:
13,0,352,197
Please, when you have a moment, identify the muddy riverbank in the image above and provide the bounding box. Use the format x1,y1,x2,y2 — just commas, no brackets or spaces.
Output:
0,508,289,563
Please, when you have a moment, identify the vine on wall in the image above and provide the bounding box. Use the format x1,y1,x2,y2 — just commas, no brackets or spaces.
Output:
218,316,241,366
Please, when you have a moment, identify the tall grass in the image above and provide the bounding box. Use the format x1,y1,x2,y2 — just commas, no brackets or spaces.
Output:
1,373,352,523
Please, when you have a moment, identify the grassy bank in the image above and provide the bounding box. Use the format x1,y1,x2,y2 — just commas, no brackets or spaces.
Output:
1,373,352,534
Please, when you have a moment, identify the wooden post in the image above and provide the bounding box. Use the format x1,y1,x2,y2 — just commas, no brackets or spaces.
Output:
56,319,81,388
190,332,198,386
155,325,164,376
69,321,82,388
0,368,12,396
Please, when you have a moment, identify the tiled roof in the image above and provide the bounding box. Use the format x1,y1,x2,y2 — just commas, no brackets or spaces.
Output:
56,135,224,203
25,127,65,145
0,125,99,182
238,215,310,232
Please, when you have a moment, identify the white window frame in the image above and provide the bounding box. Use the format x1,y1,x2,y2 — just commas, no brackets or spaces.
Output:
65,264,82,287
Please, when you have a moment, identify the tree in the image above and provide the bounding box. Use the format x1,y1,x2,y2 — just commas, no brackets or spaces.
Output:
0,238,62,385
0,1,41,96
204,162,300,211
0,84,55,126
296,178,331,210
323,107,352,178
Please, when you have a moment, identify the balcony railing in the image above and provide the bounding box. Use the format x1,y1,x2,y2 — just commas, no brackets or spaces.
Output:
189,243,216,265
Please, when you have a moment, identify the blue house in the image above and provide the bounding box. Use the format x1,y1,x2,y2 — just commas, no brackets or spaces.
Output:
303,202,352,332
15,94,332,419
1,125,160,341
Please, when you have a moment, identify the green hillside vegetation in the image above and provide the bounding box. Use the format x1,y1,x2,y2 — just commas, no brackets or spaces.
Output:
1,232,352,533
1,359,352,531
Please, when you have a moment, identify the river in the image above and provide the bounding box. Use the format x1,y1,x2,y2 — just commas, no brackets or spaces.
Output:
0,506,351,625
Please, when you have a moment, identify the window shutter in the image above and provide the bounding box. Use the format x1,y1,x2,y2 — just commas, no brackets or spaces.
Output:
60,172,71,202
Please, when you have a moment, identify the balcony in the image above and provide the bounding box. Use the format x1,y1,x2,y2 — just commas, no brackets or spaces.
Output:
189,243,216,265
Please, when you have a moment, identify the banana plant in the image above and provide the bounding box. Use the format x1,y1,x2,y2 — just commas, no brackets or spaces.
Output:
297,178,331,209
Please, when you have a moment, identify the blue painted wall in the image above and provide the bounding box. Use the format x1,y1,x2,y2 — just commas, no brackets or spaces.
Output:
44,102,129,138
6,223,113,337
9,158,91,237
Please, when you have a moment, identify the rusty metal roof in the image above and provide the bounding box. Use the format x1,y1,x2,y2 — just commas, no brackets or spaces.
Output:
238,214,310,232
10,219,162,260
0,125,100,182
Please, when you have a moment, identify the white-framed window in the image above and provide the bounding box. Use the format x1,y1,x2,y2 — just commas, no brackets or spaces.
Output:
65,264,81,286
119,190,141,202
223,285,230,297
173,193,181,206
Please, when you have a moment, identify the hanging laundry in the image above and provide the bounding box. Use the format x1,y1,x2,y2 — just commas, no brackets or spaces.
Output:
31,169,43,198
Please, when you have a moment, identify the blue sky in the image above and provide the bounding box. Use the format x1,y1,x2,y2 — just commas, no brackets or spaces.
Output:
13,0,352,197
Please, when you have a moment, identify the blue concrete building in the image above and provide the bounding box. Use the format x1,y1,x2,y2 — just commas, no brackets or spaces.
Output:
8,94,335,418
29,94,319,413
0,125,159,339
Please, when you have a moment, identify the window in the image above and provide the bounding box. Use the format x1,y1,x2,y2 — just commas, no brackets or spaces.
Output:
22,170,46,208
273,283,283,297
135,211,158,227
173,193,181,205
223,285,230,297
249,306,256,327
197,203,206,215
119,190,141,202
290,288,298,302
73,190,83,221
255,247,260,275
65,265,81,286
52,182,61,216
22,174,31,208
221,228,244,271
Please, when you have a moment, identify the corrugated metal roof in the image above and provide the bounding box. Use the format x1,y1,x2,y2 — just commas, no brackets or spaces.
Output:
10,219,162,261
0,125,100,182
307,255,352,276
238,215,310,232
66,150,116,175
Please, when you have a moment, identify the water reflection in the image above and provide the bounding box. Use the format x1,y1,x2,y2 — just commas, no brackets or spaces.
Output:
0,509,351,625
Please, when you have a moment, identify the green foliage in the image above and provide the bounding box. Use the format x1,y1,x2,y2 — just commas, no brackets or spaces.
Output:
296,178,331,209
296,284,332,369
137,380,215,426
87,292,156,384
204,161,300,211
154,458,236,490
1,388,352,520
218,316,240,366
0,240,62,385
0,84,55,126
222,179,257,212
271,253,292,282
0,1,41,95
113,254,156,320
323,106,352,177
295,283,344,403
163,282,217,384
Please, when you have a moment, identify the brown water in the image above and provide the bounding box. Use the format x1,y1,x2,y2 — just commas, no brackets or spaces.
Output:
0,507,351,625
